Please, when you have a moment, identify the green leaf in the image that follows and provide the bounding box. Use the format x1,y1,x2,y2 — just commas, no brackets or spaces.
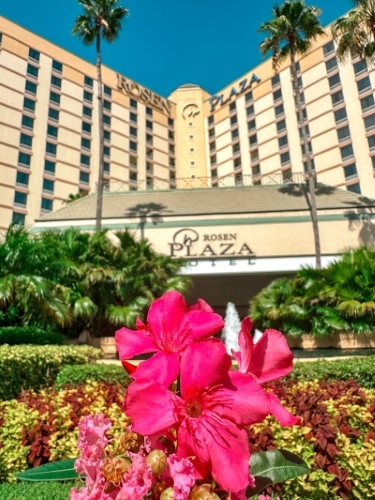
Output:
15,459,78,482
246,449,309,497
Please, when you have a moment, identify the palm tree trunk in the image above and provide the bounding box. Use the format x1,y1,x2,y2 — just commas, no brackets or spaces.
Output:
95,30,105,232
290,51,322,269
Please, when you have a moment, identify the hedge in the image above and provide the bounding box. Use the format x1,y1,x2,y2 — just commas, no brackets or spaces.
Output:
0,326,64,346
0,345,102,400
289,355,375,388
56,363,130,390
0,481,74,500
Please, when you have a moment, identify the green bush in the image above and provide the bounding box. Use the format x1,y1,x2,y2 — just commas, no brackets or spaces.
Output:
0,326,64,346
289,355,375,388
0,481,73,499
0,345,102,400
56,363,130,389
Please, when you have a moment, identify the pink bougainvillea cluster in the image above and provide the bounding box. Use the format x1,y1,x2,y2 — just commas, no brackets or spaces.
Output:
71,291,299,500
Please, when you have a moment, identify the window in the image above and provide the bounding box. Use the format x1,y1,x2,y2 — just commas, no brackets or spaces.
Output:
12,212,25,225
211,169,218,181
80,154,90,166
334,107,347,123
234,158,241,170
81,137,90,150
46,142,57,156
14,191,27,207
146,107,153,117
249,134,257,147
16,171,29,187
25,80,37,95
47,124,58,138
277,119,286,133
170,170,176,180
235,173,243,186
230,115,238,126
146,120,153,130
169,156,175,167
303,159,316,172
233,143,240,154
20,133,33,148
245,91,253,103
280,151,290,165
129,156,137,167
294,92,305,105
301,142,313,155
130,98,137,109
84,76,93,88
51,75,61,89
101,113,110,126
82,122,91,134
18,152,31,167
361,94,375,111
41,198,53,212
27,64,39,78
104,146,110,157
295,61,301,72
129,171,137,182
325,57,338,72
354,59,367,75
231,129,239,140
79,171,90,184
299,124,310,138
278,135,288,149
103,100,111,111
43,178,54,193
248,119,256,132
146,162,153,173
368,135,375,150
168,131,174,141
146,133,153,144
130,112,137,123
344,163,358,179
328,73,341,89
28,48,40,61
48,108,59,122
50,91,60,105
208,128,215,139
337,125,350,142
130,126,137,138
323,40,334,56
83,106,92,119
208,115,214,126
365,114,375,130
130,141,137,152
103,85,112,97
169,144,175,154
246,105,255,117
273,89,282,102
44,160,55,174
22,115,34,130
252,165,261,176
271,74,280,87
23,97,36,112
104,130,110,142
229,101,236,112
83,90,93,103
0,33,2,45
347,183,361,194
340,144,354,160
52,60,63,73
331,90,344,106
297,76,303,89
210,154,217,166
104,162,110,173
357,76,371,93
209,141,216,152
146,177,154,190
146,148,153,159
275,104,284,117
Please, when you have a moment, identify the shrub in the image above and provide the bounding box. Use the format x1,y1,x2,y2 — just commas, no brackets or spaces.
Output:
0,326,64,346
0,481,74,499
289,356,375,388
0,345,102,400
56,364,130,390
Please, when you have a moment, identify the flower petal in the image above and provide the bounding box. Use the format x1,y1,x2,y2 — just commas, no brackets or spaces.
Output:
146,291,189,342
132,351,180,387
177,310,224,346
233,318,254,374
268,392,300,427
124,380,176,435
215,371,270,426
189,298,214,312
115,327,157,359
180,339,231,397
251,329,294,383
177,420,210,480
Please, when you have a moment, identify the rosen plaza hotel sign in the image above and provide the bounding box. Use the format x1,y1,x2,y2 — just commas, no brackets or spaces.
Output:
117,74,172,115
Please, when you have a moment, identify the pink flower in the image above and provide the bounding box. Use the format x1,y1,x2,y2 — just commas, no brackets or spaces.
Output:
115,291,224,386
77,414,112,453
167,454,195,500
233,318,300,426
117,453,154,500
125,339,271,496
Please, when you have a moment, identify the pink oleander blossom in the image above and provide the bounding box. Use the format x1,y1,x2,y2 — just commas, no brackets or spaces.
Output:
233,318,300,426
125,339,271,496
167,454,195,500
115,291,224,386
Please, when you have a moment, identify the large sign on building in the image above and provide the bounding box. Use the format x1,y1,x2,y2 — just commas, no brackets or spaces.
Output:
209,74,261,112
117,74,171,115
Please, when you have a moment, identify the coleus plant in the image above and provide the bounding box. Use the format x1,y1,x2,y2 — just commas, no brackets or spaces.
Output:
16,291,308,499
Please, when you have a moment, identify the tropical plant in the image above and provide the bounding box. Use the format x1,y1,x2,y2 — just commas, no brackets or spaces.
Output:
331,0,375,64
62,192,88,205
258,0,325,269
72,0,128,231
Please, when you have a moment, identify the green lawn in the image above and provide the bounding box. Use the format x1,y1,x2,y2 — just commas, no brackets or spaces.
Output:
0,482,73,500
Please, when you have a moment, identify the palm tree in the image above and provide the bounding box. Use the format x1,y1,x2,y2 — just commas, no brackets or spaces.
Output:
72,0,128,231
62,192,88,205
331,0,375,64
258,0,325,269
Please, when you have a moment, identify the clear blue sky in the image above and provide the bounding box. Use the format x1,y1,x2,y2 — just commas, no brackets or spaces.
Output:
1,0,349,96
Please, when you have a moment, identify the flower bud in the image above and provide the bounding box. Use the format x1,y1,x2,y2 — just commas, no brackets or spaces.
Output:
146,449,168,475
160,487,175,499
189,484,220,500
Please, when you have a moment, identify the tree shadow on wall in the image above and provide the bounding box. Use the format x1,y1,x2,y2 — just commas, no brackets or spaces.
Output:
343,196,375,246
124,203,172,239
277,183,336,210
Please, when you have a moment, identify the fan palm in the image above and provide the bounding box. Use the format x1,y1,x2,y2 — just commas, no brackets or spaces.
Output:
259,0,325,269
331,0,375,64
72,0,128,231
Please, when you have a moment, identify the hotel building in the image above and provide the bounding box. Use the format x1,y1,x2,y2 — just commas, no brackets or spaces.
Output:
1,12,375,230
